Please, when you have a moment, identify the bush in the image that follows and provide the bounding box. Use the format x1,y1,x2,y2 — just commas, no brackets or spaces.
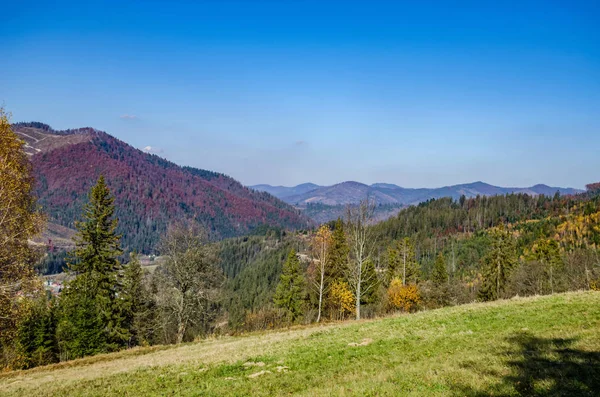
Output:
387,279,420,312
242,308,287,332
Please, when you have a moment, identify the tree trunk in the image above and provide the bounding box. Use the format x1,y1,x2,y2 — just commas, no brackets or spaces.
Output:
402,245,406,286
356,260,361,320
176,320,186,344
585,264,591,289
550,265,554,294
497,259,501,299
317,271,324,323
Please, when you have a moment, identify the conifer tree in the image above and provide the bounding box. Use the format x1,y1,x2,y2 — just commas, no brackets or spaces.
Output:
478,226,517,301
17,296,58,369
274,249,306,322
359,258,379,305
431,253,450,306
527,238,563,294
327,218,349,282
432,253,449,286
121,253,146,346
59,176,126,357
385,246,400,286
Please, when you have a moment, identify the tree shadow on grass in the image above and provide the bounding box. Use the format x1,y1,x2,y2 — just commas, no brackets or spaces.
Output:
456,333,600,396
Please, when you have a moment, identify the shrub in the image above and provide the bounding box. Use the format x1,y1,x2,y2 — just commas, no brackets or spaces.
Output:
387,279,420,312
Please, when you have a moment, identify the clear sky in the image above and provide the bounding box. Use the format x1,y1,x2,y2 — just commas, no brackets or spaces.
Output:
2,1,599,189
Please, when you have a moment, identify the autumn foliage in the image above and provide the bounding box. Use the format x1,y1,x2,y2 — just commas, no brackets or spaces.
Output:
22,124,309,253
0,110,44,368
327,280,354,320
387,279,420,312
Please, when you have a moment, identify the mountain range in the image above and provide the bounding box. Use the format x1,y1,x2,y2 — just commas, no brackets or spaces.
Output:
13,122,311,253
14,120,584,248
251,181,582,222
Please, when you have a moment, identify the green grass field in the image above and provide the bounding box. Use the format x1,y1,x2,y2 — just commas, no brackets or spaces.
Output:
2,291,599,396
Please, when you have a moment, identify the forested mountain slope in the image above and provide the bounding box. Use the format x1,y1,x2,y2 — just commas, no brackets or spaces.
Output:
13,122,311,253
223,186,600,330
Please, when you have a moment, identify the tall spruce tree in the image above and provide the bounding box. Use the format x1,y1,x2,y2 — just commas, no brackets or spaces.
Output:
385,246,400,286
527,238,563,294
432,253,449,286
273,249,306,322
121,253,146,347
59,176,126,357
430,253,450,306
478,226,518,301
327,218,349,282
17,296,58,369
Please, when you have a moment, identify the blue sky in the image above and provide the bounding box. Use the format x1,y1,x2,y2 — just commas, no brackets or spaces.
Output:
2,1,599,188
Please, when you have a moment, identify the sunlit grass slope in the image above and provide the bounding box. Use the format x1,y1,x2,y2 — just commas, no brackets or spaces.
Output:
2,291,599,396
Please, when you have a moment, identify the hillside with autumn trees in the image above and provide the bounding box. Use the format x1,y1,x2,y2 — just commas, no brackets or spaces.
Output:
220,185,600,331
3,110,600,386
13,122,311,253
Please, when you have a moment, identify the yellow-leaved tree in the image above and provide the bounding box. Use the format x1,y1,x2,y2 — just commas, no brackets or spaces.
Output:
0,109,44,368
328,280,354,321
387,278,420,312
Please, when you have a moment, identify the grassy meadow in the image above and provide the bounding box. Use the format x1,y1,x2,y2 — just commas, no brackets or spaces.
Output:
2,291,599,396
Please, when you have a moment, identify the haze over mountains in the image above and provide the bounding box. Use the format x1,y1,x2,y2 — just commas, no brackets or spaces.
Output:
13,121,584,246
252,181,582,206
251,181,583,222
13,122,311,253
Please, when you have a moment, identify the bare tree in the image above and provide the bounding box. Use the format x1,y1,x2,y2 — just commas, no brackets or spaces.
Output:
309,225,332,323
346,199,377,320
155,222,221,344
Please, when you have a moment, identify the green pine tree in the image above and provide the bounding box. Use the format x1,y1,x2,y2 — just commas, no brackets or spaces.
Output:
527,238,563,294
360,258,379,305
479,226,518,301
59,176,127,357
432,253,448,286
430,253,450,306
121,253,147,347
273,249,306,322
58,295,107,359
327,219,349,282
17,296,58,369
385,246,400,286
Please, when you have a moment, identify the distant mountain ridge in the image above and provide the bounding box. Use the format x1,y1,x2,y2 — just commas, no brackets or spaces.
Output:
14,122,311,253
250,183,320,199
252,181,582,207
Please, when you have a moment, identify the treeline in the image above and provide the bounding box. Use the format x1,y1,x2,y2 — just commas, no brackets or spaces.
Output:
13,121,98,135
